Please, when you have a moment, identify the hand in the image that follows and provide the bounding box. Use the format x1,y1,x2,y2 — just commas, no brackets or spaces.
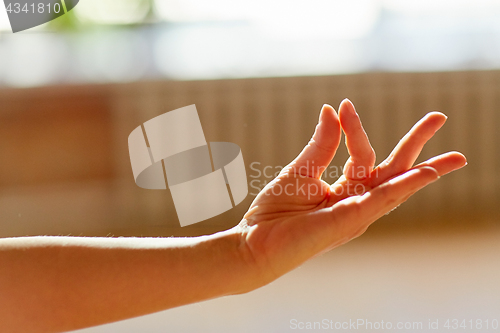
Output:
236,99,467,285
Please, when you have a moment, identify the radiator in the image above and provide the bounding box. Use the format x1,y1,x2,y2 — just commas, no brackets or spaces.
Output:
0,71,498,236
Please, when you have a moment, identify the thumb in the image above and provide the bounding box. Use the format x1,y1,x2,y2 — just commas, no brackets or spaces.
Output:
287,104,341,179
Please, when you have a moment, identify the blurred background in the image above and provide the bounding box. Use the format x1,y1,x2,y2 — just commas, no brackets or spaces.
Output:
0,0,499,332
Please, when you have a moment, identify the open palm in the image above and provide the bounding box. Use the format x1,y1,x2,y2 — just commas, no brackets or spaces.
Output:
237,99,466,285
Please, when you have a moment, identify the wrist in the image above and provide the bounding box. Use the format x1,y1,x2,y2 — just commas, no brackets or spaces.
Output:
203,223,273,296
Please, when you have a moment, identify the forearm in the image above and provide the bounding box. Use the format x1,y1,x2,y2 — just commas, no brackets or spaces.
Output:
0,227,254,332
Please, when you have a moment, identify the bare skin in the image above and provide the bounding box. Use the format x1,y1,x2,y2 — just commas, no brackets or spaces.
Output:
0,99,467,332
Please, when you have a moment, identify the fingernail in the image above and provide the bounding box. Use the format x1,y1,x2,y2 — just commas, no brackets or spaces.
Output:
341,98,352,108
320,104,329,121
344,98,358,115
